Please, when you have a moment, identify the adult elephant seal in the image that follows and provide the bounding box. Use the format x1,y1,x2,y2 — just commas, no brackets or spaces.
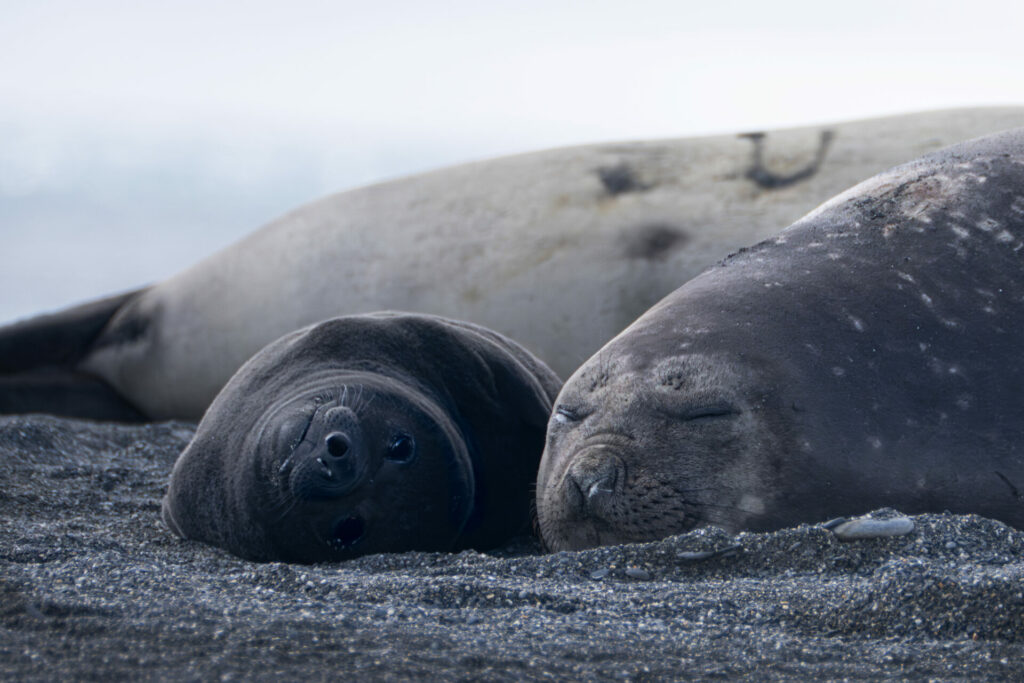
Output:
537,129,1024,551
4,108,1024,421
162,312,560,562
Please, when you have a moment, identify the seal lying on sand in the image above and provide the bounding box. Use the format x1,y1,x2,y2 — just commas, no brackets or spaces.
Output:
162,313,560,562
536,129,1024,551
4,108,1024,421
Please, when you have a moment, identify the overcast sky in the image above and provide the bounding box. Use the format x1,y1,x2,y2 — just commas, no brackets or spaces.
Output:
1,0,1022,321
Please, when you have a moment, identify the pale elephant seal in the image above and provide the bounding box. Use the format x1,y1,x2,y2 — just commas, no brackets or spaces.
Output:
537,129,1024,551
162,313,561,562
3,108,1024,421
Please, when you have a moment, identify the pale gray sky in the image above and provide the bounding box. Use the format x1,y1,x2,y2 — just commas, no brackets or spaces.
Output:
1,0,1022,321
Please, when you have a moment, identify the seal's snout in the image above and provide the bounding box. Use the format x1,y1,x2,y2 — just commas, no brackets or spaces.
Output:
564,451,625,517
285,405,370,501
306,430,362,495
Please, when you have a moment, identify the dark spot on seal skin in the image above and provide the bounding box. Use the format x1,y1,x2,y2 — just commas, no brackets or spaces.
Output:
739,130,835,190
623,224,690,261
586,368,611,393
851,177,920,223
996,471,1022,500
596,163,651,196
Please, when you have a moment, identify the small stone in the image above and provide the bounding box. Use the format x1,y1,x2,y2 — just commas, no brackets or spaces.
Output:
677,550,716,561
625,567,651,581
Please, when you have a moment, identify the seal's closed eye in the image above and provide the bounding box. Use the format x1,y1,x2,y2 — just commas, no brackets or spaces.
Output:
553,405,584,424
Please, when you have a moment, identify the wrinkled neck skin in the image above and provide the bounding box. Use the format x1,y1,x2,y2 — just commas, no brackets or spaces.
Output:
537,286,804,551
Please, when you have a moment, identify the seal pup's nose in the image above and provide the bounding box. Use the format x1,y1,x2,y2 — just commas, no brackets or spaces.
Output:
565,452,625,516
313,431,360,488
324,432,351,459
282,422,368,501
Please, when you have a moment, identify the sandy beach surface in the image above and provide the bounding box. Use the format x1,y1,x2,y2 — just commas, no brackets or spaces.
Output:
2,414,1022,680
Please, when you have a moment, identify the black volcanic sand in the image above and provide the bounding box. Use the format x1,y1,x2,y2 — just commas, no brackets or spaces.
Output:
1,415,1023,681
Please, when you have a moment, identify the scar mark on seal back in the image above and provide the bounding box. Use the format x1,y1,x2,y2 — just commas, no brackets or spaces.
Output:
596,164,652,196
623,224,690,261
739,130,835,190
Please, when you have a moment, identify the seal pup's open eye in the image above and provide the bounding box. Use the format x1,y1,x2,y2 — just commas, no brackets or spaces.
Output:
553,405,583,424
385,434,416,463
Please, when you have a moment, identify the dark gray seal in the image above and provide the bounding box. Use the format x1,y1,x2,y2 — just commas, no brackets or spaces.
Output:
536,129,1024,551
162,313,560,562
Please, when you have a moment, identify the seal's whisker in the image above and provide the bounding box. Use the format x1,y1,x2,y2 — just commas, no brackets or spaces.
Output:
349,384,361,412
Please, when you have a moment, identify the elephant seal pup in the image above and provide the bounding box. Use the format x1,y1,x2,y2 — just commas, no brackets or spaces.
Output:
162,313,560,562
5,108,1024,421
536,129,1024,551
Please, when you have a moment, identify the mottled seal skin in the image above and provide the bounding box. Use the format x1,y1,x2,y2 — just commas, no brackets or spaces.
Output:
162,313,560,563
5,108,1024,421
537,129,1024,551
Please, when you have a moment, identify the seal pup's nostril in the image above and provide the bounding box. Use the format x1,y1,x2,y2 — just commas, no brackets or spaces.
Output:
325,432,350,458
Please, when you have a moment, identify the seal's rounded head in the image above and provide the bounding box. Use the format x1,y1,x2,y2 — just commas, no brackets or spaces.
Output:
162,313,560,563
535,301,797,552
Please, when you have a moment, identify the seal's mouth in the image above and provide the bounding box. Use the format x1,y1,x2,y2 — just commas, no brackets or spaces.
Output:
329,515,366,548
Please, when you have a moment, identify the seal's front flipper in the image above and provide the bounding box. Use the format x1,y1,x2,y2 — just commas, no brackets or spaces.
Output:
0,289,149,421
